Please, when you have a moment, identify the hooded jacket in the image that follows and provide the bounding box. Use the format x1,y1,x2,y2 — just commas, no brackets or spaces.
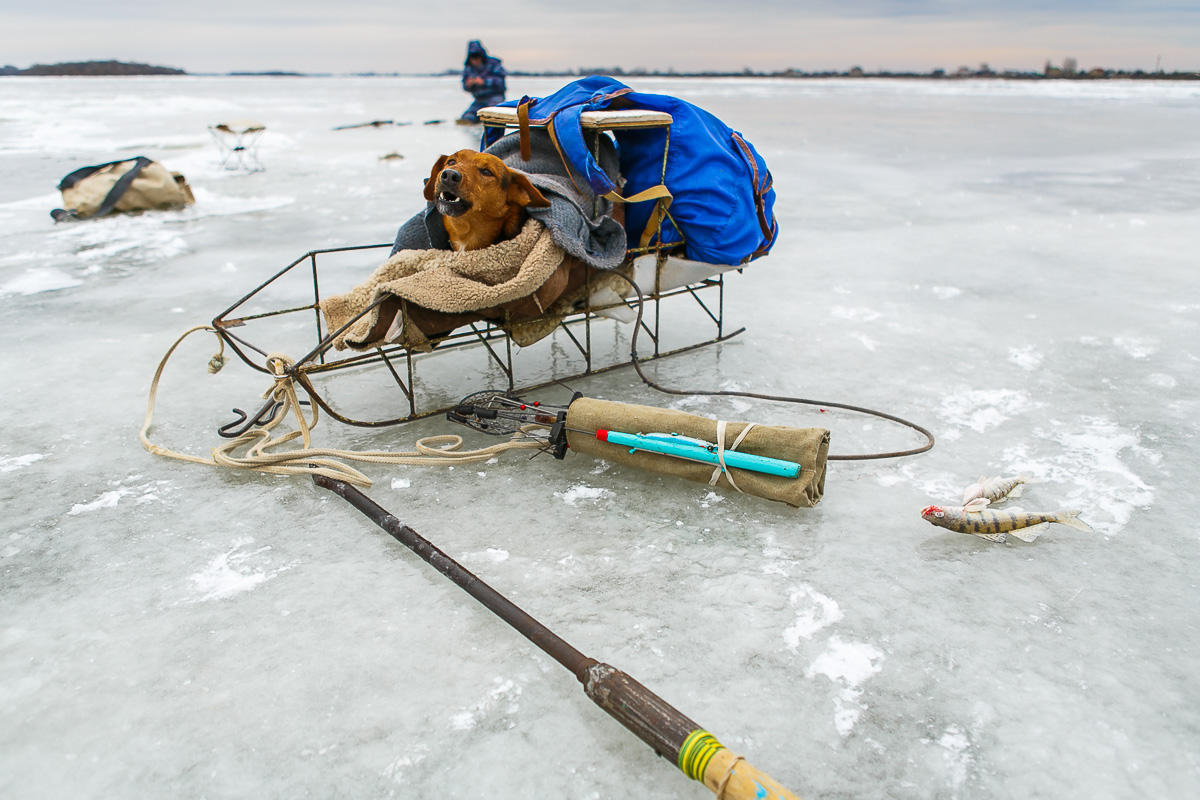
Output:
462,40,507,99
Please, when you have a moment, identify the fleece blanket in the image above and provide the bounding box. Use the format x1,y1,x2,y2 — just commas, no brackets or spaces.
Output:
321,219,566,352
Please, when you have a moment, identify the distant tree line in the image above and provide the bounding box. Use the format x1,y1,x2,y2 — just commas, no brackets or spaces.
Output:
4,59,1193,80
505,63,1197,81
0,61,185,76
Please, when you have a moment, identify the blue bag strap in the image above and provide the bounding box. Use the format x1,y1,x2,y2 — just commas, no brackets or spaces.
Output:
550,104,618,197
548,103,673,238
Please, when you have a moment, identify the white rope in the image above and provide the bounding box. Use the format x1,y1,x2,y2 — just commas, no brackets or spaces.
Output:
707,420,757,494
140,326,544,488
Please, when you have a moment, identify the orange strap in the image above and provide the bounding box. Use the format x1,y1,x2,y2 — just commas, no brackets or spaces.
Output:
517,98,532,162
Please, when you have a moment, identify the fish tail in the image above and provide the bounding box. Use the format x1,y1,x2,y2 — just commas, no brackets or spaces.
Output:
1007,484,1026,499
1055,510,1093,532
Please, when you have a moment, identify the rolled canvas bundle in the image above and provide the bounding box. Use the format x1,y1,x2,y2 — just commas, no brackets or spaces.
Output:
564,397,829,508
52,157,195,221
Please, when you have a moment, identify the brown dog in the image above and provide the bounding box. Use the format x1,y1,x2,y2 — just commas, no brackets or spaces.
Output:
424,149,551,251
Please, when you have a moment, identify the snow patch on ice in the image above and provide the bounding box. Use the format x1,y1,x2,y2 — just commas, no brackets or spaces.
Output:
1113,336,1156,359
783,585,844,648
831,306,881,322
806,636,885,737
1001,416,1155,534
189,538,289,602
463,548,509,564
68,488,134,515
0,268,82,296
391,477,411,489
853,333,879,351
937,724,974,788
0,454,45,472
938,388,1040,433
448,677,521,731
555,484,614,506
931,286,962,300
1147,373,1176,389
887,461,968,501
51,214,189,267
67,479,169,514
1008,346,1043,371
183,189,295,218
383,744,429,784
669,395,712,411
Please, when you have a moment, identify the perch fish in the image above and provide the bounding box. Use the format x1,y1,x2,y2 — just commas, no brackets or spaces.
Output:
962,473,1035,505
921,500,1092,544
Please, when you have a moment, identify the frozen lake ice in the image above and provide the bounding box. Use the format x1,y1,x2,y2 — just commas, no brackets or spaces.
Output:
1,75,1198,799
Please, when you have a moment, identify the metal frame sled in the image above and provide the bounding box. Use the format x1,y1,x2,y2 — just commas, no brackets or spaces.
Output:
211,108,754,431
209,120,266,172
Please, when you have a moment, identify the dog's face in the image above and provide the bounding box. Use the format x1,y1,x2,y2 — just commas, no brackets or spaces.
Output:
424,150,551,250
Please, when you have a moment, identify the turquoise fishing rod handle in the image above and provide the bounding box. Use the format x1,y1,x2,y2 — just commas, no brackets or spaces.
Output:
596,430,800,479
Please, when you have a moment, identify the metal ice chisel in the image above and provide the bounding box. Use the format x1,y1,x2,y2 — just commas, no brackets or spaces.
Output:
595,430,801,478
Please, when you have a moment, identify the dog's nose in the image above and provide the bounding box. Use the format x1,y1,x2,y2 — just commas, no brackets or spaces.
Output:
440,169,462,187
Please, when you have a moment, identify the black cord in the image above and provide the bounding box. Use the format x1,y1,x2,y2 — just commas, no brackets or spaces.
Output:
610,269,935,461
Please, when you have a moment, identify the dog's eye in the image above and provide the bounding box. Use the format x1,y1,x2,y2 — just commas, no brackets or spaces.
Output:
446,158,456,166
479,167,493,178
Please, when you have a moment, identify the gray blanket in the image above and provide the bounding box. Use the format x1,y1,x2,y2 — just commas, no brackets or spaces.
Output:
389,129,627,270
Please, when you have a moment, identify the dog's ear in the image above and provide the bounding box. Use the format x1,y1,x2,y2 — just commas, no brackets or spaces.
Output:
423,155,451,202
507,171,552,209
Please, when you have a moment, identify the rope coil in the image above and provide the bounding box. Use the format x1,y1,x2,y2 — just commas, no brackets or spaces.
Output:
140,326,543,487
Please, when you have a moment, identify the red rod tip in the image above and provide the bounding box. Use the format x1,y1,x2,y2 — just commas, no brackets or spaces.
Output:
596,429,609,442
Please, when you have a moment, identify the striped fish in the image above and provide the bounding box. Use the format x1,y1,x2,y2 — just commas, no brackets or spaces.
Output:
921,500,1093,543
962,473,1035,505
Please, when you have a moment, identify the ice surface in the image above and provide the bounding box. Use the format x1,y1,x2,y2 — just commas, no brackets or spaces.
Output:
2,75,1199,799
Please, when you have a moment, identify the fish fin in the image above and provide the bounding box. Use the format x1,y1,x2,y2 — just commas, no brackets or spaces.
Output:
1055,510,1094,532
1011,522,1050,542
962,485,982,504
964,498,990,512
978,532,1007,544
1007,484,1026,499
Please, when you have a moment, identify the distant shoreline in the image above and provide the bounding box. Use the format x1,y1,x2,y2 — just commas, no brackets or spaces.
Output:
2,60,1196,81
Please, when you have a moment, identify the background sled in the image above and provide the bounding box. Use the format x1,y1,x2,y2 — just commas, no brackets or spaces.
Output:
211,108,750,429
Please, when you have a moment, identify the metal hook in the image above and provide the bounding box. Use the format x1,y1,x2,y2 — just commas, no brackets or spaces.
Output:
217,397,309,438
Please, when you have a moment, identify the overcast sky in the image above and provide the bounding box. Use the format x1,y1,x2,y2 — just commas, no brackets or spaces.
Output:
3,1,1198,75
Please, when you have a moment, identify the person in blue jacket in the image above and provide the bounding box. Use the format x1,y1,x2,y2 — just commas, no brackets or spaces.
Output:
459,40,507,123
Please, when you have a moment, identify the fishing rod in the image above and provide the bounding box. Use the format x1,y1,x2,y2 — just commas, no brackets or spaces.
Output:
332,120,411,130
332,119,446,130
313,473,801,799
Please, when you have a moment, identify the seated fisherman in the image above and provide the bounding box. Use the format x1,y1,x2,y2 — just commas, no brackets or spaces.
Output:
460,40,507,124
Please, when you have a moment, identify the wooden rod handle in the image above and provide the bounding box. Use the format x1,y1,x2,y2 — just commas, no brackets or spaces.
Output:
700,746,802,800
583,664,803,799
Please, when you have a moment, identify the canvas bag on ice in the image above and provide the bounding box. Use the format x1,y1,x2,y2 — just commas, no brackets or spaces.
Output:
52,157,195,221
482,76,778,266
